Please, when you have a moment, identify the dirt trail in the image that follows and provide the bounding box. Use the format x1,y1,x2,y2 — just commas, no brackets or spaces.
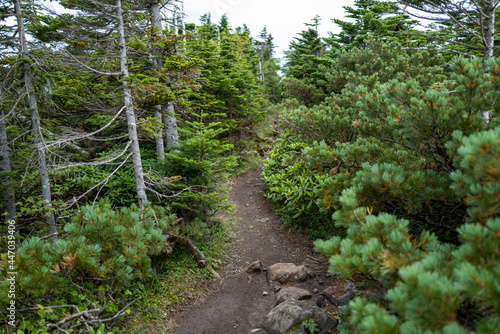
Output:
173,165,341,334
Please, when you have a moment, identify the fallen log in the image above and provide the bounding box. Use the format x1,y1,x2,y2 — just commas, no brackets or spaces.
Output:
171,235,208,268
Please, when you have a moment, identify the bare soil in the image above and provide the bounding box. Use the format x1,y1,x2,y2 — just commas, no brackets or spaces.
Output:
172,165,344,334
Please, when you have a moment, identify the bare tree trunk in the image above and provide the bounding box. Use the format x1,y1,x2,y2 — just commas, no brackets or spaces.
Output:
150,0,179,150
164,102,179,149
483,0,496,71
0,89,18,239
15,0,58,241
154,108,164,160
117,0,148,207
482,0,495,122
150,0,165,161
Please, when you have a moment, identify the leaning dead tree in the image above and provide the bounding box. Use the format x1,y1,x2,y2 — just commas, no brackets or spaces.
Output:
15,0,58,241
117,0,149,207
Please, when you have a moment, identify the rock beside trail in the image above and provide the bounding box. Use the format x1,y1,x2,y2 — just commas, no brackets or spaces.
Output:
322,281,356,306
246,260,264,273
288,326,307,334
267,263,310,283
276,287,312,305
261,300,338,334
315,296,325,308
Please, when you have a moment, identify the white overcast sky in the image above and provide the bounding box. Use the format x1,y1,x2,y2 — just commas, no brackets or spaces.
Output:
183,0,355,58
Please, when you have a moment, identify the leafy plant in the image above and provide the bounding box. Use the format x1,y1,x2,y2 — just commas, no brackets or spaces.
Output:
302,318,320,334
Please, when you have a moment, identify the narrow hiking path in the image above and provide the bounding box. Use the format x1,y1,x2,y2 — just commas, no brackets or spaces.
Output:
173,165,344,334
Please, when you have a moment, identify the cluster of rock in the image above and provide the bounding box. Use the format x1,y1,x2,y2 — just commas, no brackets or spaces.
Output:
246,261,356,334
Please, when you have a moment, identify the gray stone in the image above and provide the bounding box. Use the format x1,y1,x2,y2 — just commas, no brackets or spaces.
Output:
250,329,262,333
313,288,319,293
267,263,309,284
263,291,269,296
289,326,307,334
246,260,264,273
276,287,312,305
315,296,325,308
273,285,282,293
261,300,337,334
322,281,356,306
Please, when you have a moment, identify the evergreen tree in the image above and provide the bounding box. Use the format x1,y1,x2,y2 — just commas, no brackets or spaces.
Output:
184,15,264,139
284,18,325,80
0,0,18,234
282,17,331,106
254,26,281,103
328,0,417,49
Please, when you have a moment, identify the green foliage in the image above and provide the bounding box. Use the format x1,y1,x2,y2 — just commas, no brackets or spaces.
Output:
269,36,499,332
0,201,177,298
185,19,265,138
261,136,340,238
328,0,417,50
332,127,500,333
282,20,330,103
302,318,320,333
162,112,237,220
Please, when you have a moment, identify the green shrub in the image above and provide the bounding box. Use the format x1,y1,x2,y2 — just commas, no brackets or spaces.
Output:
1,201,177,300
269,40,499,332
315,127,500,333
261,136,339,238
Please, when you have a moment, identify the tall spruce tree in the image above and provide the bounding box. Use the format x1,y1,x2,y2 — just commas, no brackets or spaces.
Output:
328,0,417,49
282,18,331,106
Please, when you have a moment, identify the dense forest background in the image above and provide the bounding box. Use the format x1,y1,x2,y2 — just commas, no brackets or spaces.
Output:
1,0,499,333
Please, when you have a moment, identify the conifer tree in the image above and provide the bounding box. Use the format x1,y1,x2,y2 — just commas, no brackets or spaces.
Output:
328,0,417,49
0,1,17,232
255,26,281,103
184,15,264,138
281,17,334,106
265,38,499,332
0,88,17,236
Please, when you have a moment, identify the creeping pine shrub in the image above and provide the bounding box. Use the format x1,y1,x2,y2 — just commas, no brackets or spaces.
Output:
316,73,500,334
0,200,177,307
271,41,499,332
313,101,500,331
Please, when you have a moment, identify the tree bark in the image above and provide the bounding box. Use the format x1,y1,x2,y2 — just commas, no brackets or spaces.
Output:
171,236,208,267
154,108,164,160
15,0,58,241
0,90,18,238
150,0,165,161
164,102,179,149
150,0,179,151
482,0,496,71
117,0,148,207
